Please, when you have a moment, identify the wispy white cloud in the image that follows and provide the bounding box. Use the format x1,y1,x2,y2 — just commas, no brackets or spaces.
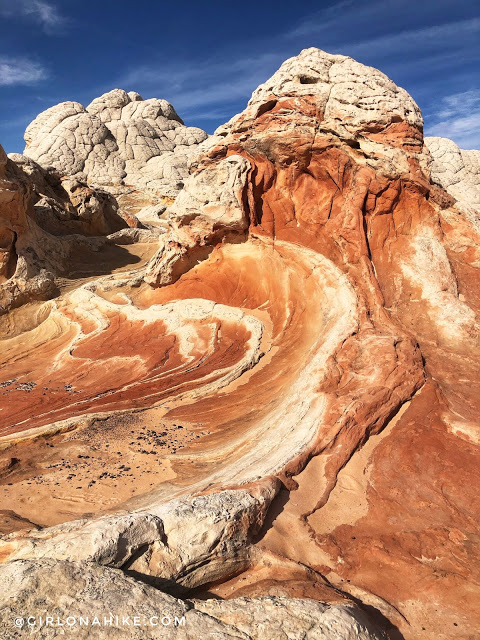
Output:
425,90,480,149
0,0,67,34
286,0,373,39
285,0,480,57
115,2,479,123
118,52,284,120
24,0,64,28
334,17,480,59
0,57,47,86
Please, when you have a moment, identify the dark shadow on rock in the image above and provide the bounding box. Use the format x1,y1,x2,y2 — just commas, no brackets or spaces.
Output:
122,569,194,598
345,592,406,640
253,486,290,544
65,242,142,279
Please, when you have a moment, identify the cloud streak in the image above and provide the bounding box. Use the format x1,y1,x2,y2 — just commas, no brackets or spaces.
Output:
118,52,284,123
0,0,66,34
285,0,480,55
425,90,480,149
114,3,479,136
286,0,377,39
333,17,480,59
0,57,48,86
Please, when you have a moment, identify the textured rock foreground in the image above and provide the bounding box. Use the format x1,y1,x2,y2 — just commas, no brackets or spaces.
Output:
1,48,479,639
0,559,384,639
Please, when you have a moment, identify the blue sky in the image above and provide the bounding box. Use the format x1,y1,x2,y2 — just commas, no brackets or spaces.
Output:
0,0,478,153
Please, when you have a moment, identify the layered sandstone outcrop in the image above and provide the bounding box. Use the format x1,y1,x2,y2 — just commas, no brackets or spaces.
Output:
1,48,479,640
0,146,66,313
0,144,152,314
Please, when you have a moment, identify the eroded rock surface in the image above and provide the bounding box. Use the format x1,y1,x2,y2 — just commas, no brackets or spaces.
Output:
425,136,480,221
0,146,63,313
0,48,479,640
0,559,385,639
0,144,155,314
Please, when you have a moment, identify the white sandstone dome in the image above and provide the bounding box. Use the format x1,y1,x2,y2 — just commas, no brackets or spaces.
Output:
425,136,480,220
23,89,208,196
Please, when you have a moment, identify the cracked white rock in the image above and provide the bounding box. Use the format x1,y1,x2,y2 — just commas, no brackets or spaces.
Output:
145,154,251,285
0,559,386,639
248,48,422,130
23,89,208,196
215,47,425,178
425,136,480,222
0,487,278,590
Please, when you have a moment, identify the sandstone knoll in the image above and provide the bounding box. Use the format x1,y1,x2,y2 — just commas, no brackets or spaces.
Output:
23,89,208,198
425,136,480,220
0,48,479,639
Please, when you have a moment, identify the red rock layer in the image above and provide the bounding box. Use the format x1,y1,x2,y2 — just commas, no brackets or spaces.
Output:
140,87,478,638
200,98,478,638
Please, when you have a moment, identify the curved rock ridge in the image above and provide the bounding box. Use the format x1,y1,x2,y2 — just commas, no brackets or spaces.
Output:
23,88,208,196
1,47,480,640
0,487,277,587
0,288,265,438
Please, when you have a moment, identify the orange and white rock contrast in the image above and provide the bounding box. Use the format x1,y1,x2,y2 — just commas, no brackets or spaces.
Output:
0,48,479,640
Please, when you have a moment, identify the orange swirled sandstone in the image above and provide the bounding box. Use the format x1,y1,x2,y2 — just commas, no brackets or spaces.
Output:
0,48,479,640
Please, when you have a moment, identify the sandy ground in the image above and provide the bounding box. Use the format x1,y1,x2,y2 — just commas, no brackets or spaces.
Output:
0,409,209,529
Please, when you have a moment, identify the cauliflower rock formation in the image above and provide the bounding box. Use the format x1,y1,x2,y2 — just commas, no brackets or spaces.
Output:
23,88,208,197
425,136,480,222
